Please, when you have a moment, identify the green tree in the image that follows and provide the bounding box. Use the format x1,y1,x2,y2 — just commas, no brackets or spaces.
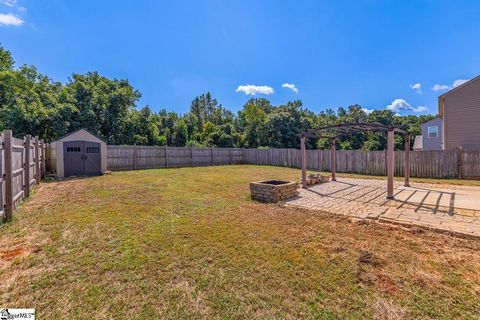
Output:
237,99,270,147
0,45,14,71
62,72,141,144
172,119,188,146
0,45,435,151
266,100,311,148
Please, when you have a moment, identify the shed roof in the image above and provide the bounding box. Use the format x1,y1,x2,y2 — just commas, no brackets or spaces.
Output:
53,129,106,144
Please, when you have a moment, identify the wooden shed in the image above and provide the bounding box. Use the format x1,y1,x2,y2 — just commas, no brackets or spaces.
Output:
48,129,107,178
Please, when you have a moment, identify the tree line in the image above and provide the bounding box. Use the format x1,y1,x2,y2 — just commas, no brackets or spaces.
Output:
0,45,433,150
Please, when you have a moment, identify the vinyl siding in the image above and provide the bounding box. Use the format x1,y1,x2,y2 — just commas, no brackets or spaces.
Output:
444,78,480,150
421,117,443,150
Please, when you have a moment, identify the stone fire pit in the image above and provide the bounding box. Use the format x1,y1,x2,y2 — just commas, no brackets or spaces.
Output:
250,180,299,203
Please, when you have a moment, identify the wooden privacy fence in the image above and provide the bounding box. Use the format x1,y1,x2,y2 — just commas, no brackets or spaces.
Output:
105,145,479,179
107,145,243,171
1,130,46,222
460,149,480,179
243,148,480,179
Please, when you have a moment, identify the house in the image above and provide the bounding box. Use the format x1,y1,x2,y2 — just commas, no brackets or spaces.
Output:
416,75,480,150
416,116,443,151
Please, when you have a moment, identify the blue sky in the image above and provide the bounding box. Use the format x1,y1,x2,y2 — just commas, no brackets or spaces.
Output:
1,1,480,115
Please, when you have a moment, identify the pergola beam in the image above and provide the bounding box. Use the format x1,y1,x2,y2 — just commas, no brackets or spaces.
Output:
302,133,340,139
305,121,407,136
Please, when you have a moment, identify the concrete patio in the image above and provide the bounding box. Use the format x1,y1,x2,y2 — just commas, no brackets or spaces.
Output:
286,178,480,238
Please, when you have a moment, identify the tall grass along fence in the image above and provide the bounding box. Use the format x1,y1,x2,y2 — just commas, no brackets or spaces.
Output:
107,145,243,171
243,148,480,179
1,130,46,222
106,145,480,179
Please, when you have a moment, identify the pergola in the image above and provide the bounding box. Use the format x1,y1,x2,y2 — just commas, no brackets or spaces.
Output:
300,122,411,199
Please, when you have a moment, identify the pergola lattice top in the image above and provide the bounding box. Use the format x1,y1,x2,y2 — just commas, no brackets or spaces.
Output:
303,122,407,139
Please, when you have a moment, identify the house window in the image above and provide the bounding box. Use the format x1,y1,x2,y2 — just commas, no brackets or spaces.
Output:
428,126,438,139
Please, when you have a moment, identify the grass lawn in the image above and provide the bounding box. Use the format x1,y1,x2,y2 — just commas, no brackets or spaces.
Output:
1,165,479,319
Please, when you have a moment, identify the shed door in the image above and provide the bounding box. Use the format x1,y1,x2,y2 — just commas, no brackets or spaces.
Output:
84,141,101,176
63,141,102,177
63,141,85,177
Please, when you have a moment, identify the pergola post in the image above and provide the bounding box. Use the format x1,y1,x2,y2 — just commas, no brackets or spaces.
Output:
386,129,394,199
404,133,410,187
300,134,307,188
331,138,336,181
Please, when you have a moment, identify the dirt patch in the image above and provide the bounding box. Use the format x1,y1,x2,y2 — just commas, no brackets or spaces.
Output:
375,272,401,294
0,248,30,260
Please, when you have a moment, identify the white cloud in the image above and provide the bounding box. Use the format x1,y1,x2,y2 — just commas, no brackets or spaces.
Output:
409,83,422,94
410,83,421,90
0,13,23,26
386,98,427,113
412,105,428,113
432,79,470,92
0,0,17,6
453,79,468,87
236,84,274,95
281,83,298,93
386,99,409,112
432,84,450,91
362,108,374,114
17,6,26,12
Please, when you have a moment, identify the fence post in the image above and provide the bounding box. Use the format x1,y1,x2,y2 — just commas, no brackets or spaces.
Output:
229,148,232,165
211,147,214,166
133,144,137,170
4,130,13,222
40,139,46,178
24,135,31,198
34,136,40,184
165,145,168,168
457,147,463,179
190,147,193,166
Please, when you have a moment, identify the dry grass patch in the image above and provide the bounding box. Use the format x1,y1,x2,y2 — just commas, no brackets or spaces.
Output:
0,165,479,319
373,298,407,320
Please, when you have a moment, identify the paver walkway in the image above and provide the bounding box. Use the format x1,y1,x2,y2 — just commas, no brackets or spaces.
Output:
286,178,480,238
